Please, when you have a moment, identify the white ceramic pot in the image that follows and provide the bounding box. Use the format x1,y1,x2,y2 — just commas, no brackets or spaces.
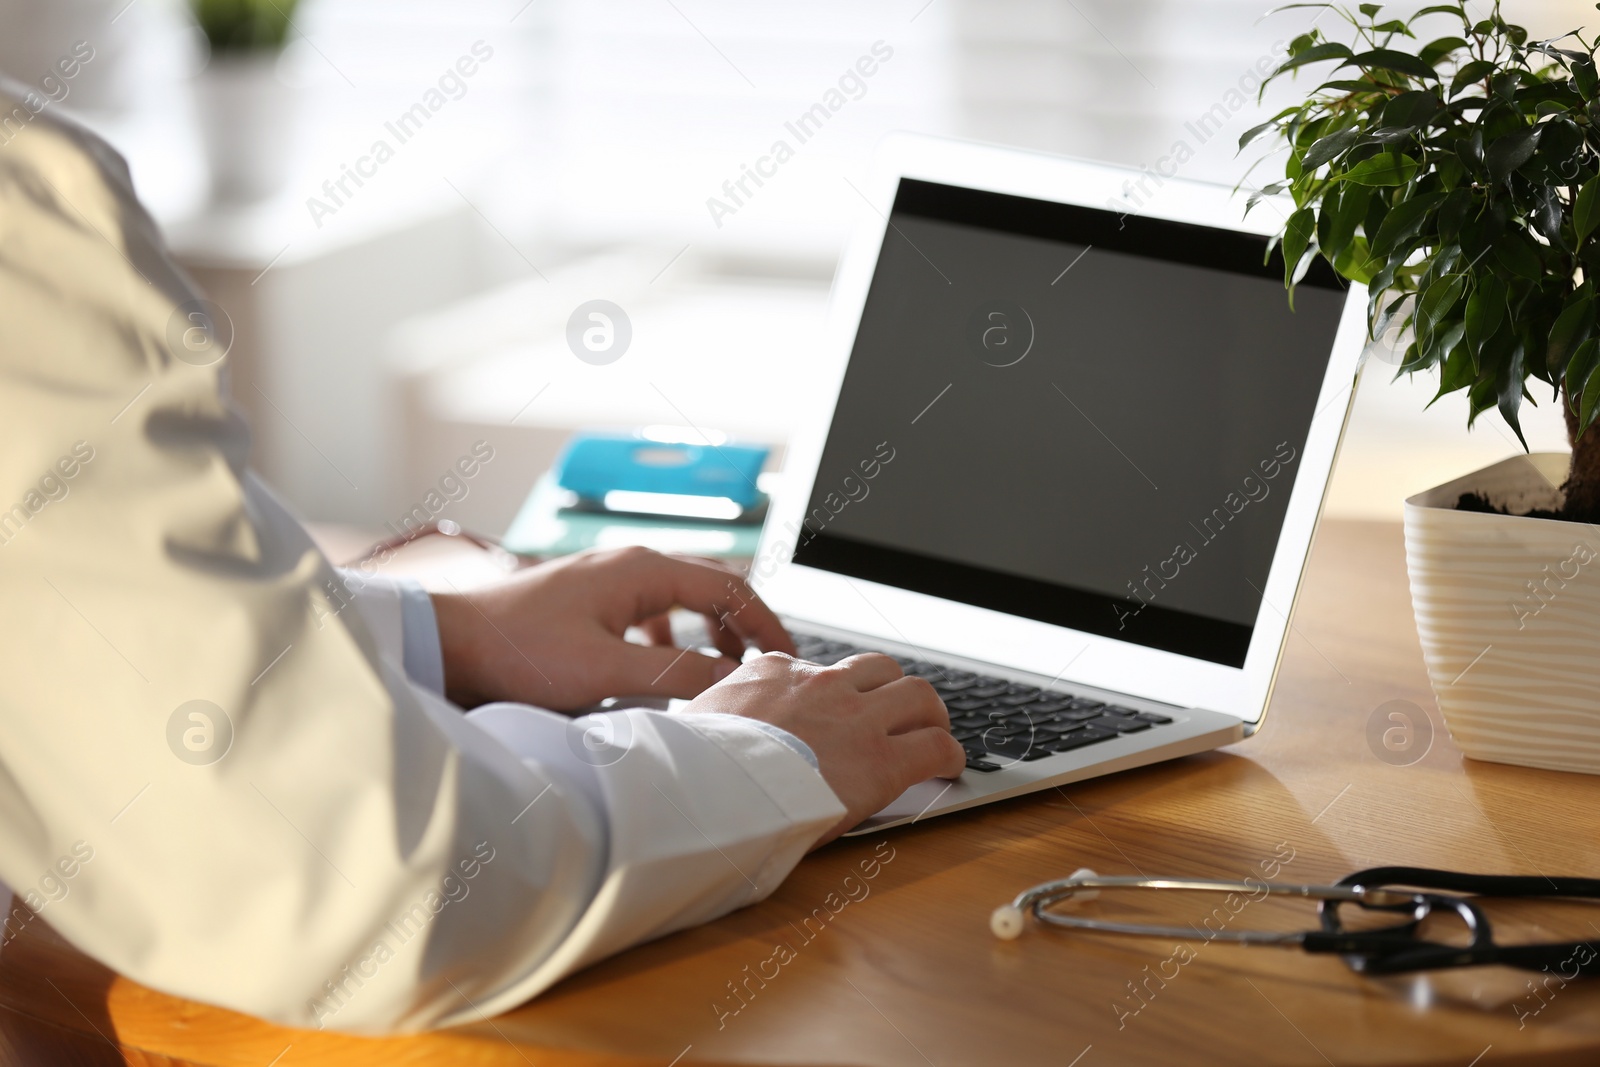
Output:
1404,452,1600,773
194,52,294,203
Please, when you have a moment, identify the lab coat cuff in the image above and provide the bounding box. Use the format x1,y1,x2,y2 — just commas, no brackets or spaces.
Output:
674,712,842,830
336,570,446,695
395,581,446,696
738,718,820,770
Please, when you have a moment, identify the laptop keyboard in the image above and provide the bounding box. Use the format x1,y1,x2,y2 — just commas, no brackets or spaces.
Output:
792,633,1173,773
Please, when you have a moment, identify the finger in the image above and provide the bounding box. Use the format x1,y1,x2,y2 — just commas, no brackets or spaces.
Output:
868,675,950,733
892,726,969,781
698,610,749,661
644,554,795,656
611,643,739,700
641,614,674,646
831,652,903,692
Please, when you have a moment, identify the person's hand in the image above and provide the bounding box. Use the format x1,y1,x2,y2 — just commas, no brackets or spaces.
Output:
431,546,795,711
682,652,966,846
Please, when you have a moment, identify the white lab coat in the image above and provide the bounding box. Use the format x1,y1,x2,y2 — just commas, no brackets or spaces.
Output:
0,90,845,1033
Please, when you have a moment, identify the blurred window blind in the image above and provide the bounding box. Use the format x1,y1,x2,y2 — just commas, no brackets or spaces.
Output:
281,0,952,260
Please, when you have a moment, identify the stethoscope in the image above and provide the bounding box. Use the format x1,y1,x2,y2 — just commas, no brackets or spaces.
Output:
993,866,1600,975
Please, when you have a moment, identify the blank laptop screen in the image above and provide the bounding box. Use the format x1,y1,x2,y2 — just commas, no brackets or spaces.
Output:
791,177,1348,667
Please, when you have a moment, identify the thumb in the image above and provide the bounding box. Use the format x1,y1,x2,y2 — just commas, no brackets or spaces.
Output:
615,644,740,699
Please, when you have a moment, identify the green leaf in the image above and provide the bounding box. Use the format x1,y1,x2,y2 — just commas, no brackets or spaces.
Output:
1339,152,1420,185
1468,367,1500,423
1575,58,1599,101
1435,187,1472,240
1546,292,1595,378
1485,125,1542,185
1410,4,1467,25
1449,59,1495,97
1492,231,1544,281
1363,190,1390,241
1368,126,1424,145
1381,88,1444,128
1416,319,1466,370
1430,341,1475,404
1533,186,1566,249
1238,119,1278,151
1581,362,1600,435
1371,190,1445,257
1465,274,1506,358
1565,337,1600,409
1302,127,1360,170
1315,79,1391,93
1375,291,1410,337
1456,127,1485,173
1476,312,1518,378
1315,186,1338,250
1491,71,1524,101
1333,234,1381,284
1276,42,1356,76
1327,183,1371,256
1499,342,1529,450
1419,36,1469,66
1576,176,1600,242
1341,48,1441,81
1359,2,1382,15
1418,273,1466,327
1283,206,1316,291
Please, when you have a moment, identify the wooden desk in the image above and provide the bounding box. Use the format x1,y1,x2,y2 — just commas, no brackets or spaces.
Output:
5,519,1600,1066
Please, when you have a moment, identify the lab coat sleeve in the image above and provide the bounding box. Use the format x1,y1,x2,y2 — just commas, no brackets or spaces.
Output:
0,90,847,1034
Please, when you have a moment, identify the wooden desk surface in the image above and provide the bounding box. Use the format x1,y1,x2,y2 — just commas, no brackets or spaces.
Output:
4,519,1600,1067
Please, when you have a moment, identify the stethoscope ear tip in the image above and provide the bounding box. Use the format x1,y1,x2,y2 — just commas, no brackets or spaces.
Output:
990,905,1025,940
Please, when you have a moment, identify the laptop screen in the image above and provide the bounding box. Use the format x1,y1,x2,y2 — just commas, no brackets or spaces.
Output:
790,177,1348,668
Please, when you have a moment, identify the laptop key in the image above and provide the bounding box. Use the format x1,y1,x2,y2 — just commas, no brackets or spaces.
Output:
934,678,980,694
1104,705,1142,717
964,758,1004,772
1135,712,1174,725
946,697,993,713
982,734,1046,761
1049,726,1119,752
1084,715,1148,733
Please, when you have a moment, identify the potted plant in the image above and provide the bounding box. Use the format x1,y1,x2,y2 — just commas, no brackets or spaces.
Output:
1248,1,1600,773
191,0,299,202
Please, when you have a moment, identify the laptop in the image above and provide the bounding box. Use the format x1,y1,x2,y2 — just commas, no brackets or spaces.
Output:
744,133,1364,834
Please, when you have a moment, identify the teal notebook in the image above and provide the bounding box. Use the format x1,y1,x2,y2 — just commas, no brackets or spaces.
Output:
501,475,763,558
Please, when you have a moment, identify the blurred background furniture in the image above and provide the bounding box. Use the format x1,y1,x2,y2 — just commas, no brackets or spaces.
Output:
2,0,1584,536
